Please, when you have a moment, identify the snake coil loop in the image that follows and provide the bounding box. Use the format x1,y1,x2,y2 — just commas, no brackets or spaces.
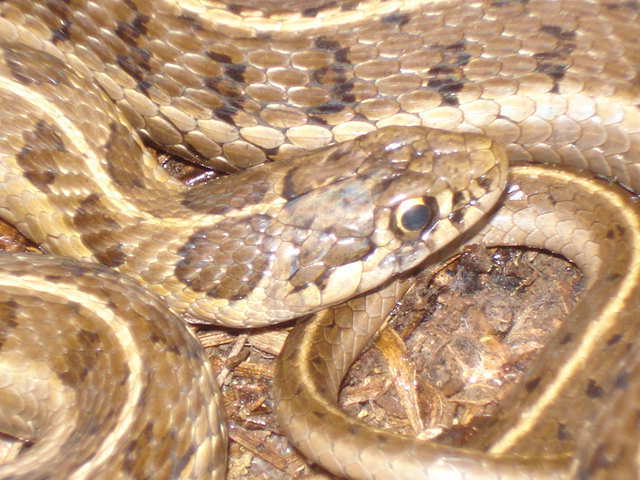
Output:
0,0,639,479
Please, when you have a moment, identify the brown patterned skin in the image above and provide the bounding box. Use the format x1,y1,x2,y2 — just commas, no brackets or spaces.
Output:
0,254,227,479
0,0,639,479
0,42,505,327
0,48,506,480
1,0,638,182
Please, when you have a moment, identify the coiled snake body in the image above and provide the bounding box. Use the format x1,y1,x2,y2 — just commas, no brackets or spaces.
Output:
0,0,639,478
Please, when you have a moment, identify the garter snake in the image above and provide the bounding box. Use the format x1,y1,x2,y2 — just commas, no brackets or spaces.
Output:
0,0,639,478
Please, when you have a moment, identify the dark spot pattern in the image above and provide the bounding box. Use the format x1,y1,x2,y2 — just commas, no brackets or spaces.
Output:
381,13,410,26
559,332,573,344
334,47,350,63
117,55,146,82
204,72,233,96
115,14,151,46
212,105,239,125
122,422,154,473
602,1,639,9
175,215,276,300
427,75,464,106
73,194,126,267
340,1,358,10
302,7,322,17
333,79,356,103
606,273,623,282
491,0,530,6
540,25,577,40
44,274,64,282
225,64,247,83
0,301,19,349
607,333,623,346
61,259,95,278
308,103,346,115
206,51,233,64
535,61,568,81
57,324,102,386
315,36,341,51
419,41,472,106
137,79,152,91
51,19,72,43
525,376,541,392
17,121,67,193
452,190,466,207
586,379,605,398
533,25,576,92
476,175,494,191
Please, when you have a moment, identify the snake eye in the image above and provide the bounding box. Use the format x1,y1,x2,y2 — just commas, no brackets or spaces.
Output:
393,196,438,236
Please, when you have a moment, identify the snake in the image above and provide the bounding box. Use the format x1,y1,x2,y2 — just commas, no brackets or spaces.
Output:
0,0,639,478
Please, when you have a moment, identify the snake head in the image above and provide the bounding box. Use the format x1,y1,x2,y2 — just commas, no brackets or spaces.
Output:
177,126,507,327
274,126,508,305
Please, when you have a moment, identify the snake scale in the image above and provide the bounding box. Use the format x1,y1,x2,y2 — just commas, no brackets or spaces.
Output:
0,0,639,478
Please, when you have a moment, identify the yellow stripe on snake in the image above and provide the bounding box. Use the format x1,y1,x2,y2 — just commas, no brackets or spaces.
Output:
0,0,639,478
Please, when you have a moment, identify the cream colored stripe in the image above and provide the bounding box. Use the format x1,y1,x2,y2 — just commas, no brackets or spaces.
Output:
0,273,143,477
0,75,154,221
183,0,438,33
489,174,640,454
